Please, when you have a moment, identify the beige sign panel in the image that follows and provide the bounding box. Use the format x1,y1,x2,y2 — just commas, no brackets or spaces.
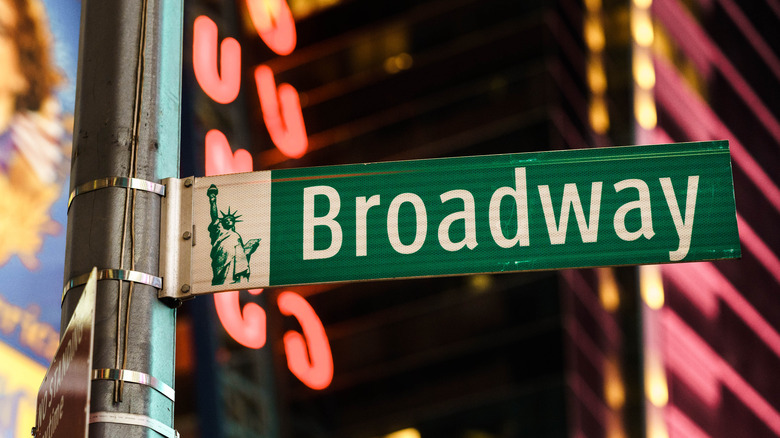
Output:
189,172,272,294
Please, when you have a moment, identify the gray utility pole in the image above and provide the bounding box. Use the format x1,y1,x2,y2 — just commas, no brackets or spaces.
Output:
62,0,183,436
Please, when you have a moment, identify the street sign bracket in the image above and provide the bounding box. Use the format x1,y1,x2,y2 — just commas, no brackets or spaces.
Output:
159,177,194,303
62,269,163,304
68,176,167,210
89,412,180,438
92,368,176,402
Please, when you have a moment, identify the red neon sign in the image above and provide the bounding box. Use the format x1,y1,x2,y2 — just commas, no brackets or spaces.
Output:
193,15,241,104
278,291,334,390
215,288,267,349
245,0,297,56
193,0,307,158
255,65,308,158
195,3,330,390
204,129,253,175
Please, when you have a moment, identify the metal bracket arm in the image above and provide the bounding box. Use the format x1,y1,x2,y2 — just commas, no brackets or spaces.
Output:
158,177,193,301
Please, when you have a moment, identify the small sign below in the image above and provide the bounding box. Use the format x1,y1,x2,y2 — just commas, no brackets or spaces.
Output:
160,141,740,299
34,268,98,438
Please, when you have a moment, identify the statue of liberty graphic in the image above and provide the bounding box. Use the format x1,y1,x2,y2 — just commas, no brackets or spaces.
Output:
207,184,260,285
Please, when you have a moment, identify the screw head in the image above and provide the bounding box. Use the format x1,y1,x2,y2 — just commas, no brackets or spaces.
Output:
184,178,193,187
180,284,191,294
182,231,192,240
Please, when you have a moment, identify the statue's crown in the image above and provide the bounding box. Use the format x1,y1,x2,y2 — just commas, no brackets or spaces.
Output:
219,207,242,223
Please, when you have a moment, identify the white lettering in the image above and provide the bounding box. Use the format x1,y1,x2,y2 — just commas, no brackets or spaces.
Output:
438,190,478,252
539,181,603,244
387,193,427,254
356,195,381,256
303,186,342,260
613,179,655,241
489,168,530,248
299,170,701,264
660,176,699,261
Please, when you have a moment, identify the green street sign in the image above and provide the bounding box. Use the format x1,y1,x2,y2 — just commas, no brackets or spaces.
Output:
160,140,740,298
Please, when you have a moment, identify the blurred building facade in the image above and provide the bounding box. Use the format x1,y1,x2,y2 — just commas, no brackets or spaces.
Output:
174,0,780,437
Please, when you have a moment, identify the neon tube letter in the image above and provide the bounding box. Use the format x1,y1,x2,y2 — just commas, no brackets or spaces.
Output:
278,291,334,390
193,15,241,104
245,0,297,56
255,65,308,158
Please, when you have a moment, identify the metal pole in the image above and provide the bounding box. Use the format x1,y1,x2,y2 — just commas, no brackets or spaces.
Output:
62,0,183,436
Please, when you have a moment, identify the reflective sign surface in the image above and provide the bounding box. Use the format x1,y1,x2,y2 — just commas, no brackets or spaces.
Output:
180,141,740,296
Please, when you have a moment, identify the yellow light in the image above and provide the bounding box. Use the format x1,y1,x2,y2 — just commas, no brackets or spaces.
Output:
585,16,605,52
640,265,664,309
633,0,652,8
589,96,610,134
385,428,421,438
588,57,608,94
395,53,413,70
604,356,626,409
606,378,626,409
631,11,654,47
584,0,602,12
384,57,400,74
607,415,627,438
633,53,655,89
649,426,670,438
648,378,669,407
384,53,413,74
289,0,315,18
645,363,669,407
464,431,493,438
634,90,657,130
647,404,669,438
255,0,282,33
469,274,493,293
598,267,620,312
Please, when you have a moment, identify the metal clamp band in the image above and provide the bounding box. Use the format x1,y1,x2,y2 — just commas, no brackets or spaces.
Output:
92,368,175,402
89,412,179,438
63,269,163,303
68,177,166,209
